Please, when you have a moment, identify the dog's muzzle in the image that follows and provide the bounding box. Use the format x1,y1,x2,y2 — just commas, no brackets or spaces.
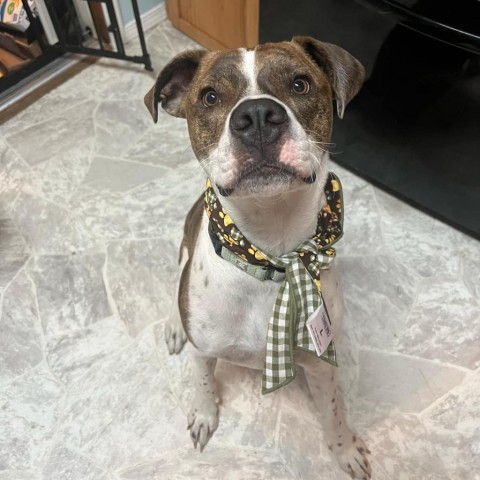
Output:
217,98,316,196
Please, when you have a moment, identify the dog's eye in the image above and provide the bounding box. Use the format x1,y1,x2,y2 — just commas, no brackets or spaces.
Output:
202,90,218,107
292,78,310,95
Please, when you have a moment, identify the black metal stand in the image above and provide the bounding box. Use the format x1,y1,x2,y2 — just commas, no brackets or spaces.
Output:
2,0,153,92
43,0,153,71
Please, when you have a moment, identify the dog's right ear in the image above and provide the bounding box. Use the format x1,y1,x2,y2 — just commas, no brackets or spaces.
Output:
144,49,207,122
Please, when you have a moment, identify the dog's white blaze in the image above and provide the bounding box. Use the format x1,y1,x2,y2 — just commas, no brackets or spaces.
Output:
242,49,257,93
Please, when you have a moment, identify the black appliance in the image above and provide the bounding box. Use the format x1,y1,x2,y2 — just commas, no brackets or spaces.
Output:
260,0,480,239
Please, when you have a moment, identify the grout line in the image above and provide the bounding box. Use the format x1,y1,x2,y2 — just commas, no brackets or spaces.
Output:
89,153,171,171
114,446,186,476
25,265,67,389
103,242,121,320
89,100,102,159
357,345,473,373
46,443,111,475
2,139,34,173
4,98,95,140
371,181,388,253
0,361,37,390
400,275,425,331
59,143,96,204
418,367,478,418
0,260,30,303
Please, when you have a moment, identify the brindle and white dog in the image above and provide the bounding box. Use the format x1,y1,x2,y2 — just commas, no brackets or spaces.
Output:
145,36,370,479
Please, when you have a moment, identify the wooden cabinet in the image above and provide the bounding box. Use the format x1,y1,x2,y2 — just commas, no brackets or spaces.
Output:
166,0,259,50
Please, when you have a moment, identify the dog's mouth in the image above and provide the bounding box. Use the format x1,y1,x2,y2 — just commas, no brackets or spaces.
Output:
217,164,316,197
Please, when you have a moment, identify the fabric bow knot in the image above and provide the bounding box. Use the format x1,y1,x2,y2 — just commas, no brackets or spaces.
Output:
260,238,337,394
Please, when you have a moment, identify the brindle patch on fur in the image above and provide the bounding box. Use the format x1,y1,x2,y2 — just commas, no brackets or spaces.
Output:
178,257,194,345
185,51,248,162
178,194,205,343
180,194,204,260
256,42,333,145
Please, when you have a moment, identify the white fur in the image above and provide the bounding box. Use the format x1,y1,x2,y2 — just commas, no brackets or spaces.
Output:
242,49,258,94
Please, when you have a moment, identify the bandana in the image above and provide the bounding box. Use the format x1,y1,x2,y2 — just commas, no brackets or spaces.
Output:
204,173,344,394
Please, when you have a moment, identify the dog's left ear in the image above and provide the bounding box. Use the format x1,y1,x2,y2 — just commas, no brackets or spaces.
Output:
292,36,365,118
144,49,207,122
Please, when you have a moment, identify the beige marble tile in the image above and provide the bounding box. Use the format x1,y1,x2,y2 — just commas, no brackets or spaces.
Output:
83,156,167,193
10,190,103,254
125,160,203,239
45,316,131,384
5,100,96,166
0,139,28,218
118,446,291,480
28,254,111,336
27,145,93,203
374,189,463,278
94,101,152,158
277,408,336,480
0,471,42,480
106,239,178,336
0,271,42,383
67,186,133,240
0,218,29,288
398,277,480,368
365,413,449,480
337,254,422,351
56,332,185,471
356,349,466,415
0,366,64,470
42,446,109,480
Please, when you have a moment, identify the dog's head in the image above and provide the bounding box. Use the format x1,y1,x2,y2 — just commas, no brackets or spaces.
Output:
145,37,364,197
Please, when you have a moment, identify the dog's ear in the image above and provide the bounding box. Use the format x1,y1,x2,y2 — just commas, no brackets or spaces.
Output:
144,49,207,122
292,36,365,118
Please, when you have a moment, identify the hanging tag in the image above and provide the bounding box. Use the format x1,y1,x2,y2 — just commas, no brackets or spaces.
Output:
306,301,333,357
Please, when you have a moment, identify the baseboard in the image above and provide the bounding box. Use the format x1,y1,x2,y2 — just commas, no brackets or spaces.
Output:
124,3,166,44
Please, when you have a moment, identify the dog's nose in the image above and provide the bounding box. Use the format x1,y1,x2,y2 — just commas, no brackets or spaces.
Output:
230,99,288,147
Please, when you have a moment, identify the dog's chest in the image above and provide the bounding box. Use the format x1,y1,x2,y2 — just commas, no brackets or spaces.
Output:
187,224,280,369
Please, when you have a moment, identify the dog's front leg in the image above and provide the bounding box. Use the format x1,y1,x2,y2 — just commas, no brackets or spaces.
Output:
298,355,372,479
187,354,219,452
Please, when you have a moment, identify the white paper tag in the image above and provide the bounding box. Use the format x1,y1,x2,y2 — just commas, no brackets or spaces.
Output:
306,302,333,357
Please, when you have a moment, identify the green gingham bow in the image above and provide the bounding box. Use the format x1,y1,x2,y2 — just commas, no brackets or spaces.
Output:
205,173,343,394
260,240,337,394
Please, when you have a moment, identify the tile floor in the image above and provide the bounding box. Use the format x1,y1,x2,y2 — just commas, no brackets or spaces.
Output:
1,7,479,480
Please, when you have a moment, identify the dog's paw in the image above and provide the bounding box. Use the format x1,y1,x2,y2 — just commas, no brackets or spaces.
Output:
164,318,187,354
336,435,372,479
187,396,219,452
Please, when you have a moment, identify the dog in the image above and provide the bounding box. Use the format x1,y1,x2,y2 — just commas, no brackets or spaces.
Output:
144,36,370,479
